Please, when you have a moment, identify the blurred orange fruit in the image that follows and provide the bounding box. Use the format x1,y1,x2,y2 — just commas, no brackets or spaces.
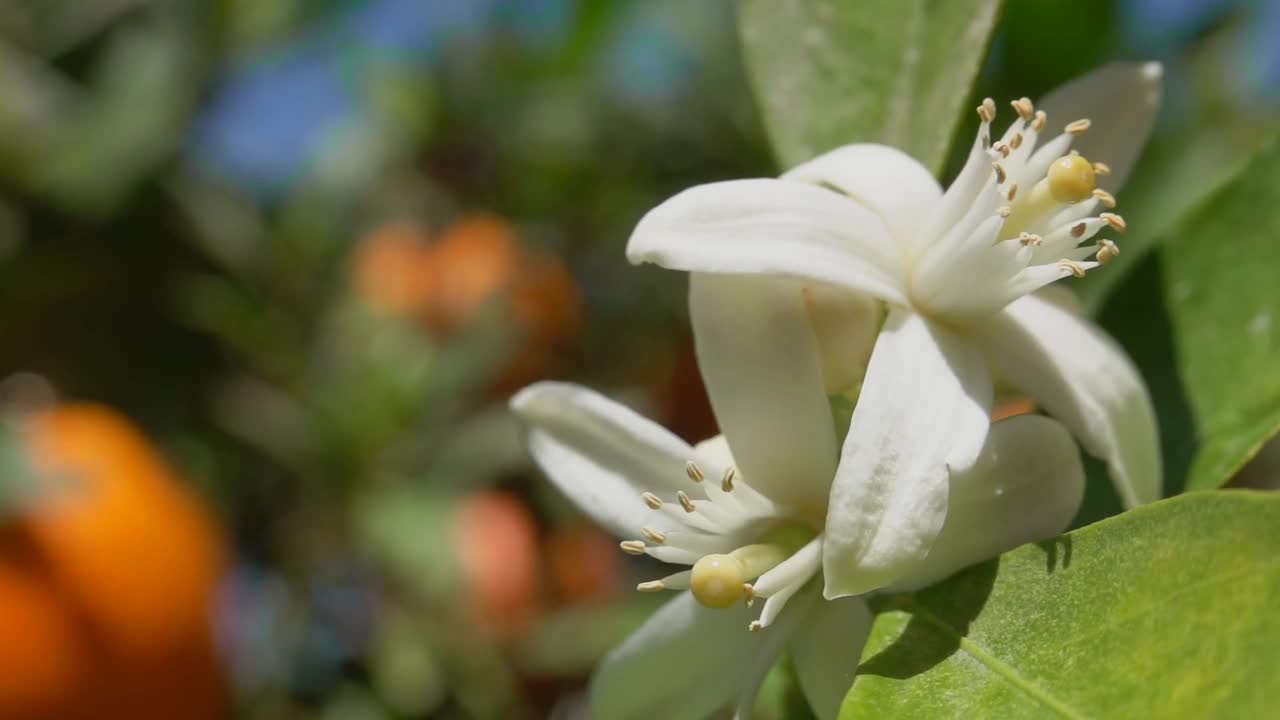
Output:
351,214,580,384
545,523,620,606
351,220,436,315
0,555,85,719
421,214,522,333
452,490,540,640
0,403,228,720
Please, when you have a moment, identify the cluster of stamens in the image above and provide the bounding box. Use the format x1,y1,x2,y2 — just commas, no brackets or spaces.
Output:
983,96,1126,275
906,93,1131,320
618,459,822,631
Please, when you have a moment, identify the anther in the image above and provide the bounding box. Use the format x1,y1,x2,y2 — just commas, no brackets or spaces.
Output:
1007,182,1019,201
1100,212,1127,232
677,491,697,513
977,98,996,124
721,467,736,492
1092,188,1116,208
620,540,646,555
749,621,763,633
1032,110,1047,132
1011,97,1034,121
1065,118,1092,135
685,461,705,483
637,580,666,592
993,162,1007,184
1058,259,1088,278
1093,161,1112,176
994,141,1011,158
1010,132,1024,150
642,527,667,544
1019,232,1042,247
1071,222,1087,238
641,492,663,510
998,206,1012,218
743,583,756,606
1097,239,1120,264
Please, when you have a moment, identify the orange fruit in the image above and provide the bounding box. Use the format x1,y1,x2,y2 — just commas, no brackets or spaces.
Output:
545,523,620,606
351,220,435,315
0,403,228,720
422,214,523,333
351,213,580,386
0,552,86,719
452,490,540,639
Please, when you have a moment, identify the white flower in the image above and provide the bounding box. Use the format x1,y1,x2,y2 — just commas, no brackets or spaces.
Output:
626,62,1165,598
511,356,1084,718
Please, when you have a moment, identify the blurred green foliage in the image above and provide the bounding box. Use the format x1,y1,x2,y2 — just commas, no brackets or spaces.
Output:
0,0,1278,718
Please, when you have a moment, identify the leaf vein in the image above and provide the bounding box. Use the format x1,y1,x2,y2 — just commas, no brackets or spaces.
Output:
905,600,1089,720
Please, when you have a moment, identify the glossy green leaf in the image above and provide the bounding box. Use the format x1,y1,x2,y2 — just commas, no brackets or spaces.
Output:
737,0,1003,173
841,491,1280,718
1097,134,1280,492
1075,115,1280,315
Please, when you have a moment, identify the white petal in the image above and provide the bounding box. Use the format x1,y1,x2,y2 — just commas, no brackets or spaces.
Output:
733,588,813,720
1035,62,1163,191
691,434,779,518
886,414,1085,592
789,596,874,720
800,280,882,395
590,592,758,720
823,309,993,598
692,434,735,468
977,294,1161,507
690,274,837,516
627,178,908,304
511,382,698,537
783,143,943,248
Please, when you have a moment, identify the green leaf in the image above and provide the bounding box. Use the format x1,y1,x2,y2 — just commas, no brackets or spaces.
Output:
1097,134,1280,492
738,0,1003,173
841,491,1280,719
1075,118,1280,316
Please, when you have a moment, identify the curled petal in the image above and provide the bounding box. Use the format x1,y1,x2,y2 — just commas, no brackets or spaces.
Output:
789,596,874,720
783,143,943,249
799,280,881,395
591,592,759,720
731,589,812,720
690,274,837,515
887,414,1085,592
978,294,1161,507
823,309,993,598
627,178,907,304
511,382,702,537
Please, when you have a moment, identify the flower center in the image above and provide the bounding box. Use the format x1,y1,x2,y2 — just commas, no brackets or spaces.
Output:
621,460,823,631
1000,149,1102,239
907,96,1129,321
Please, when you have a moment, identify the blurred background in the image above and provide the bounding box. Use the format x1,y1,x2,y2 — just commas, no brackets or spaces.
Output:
0,1,1276,718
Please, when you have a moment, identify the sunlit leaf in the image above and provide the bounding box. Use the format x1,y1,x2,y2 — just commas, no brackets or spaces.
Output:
738,0,1003,173
1098,133,1280,492
842,491,1280,718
